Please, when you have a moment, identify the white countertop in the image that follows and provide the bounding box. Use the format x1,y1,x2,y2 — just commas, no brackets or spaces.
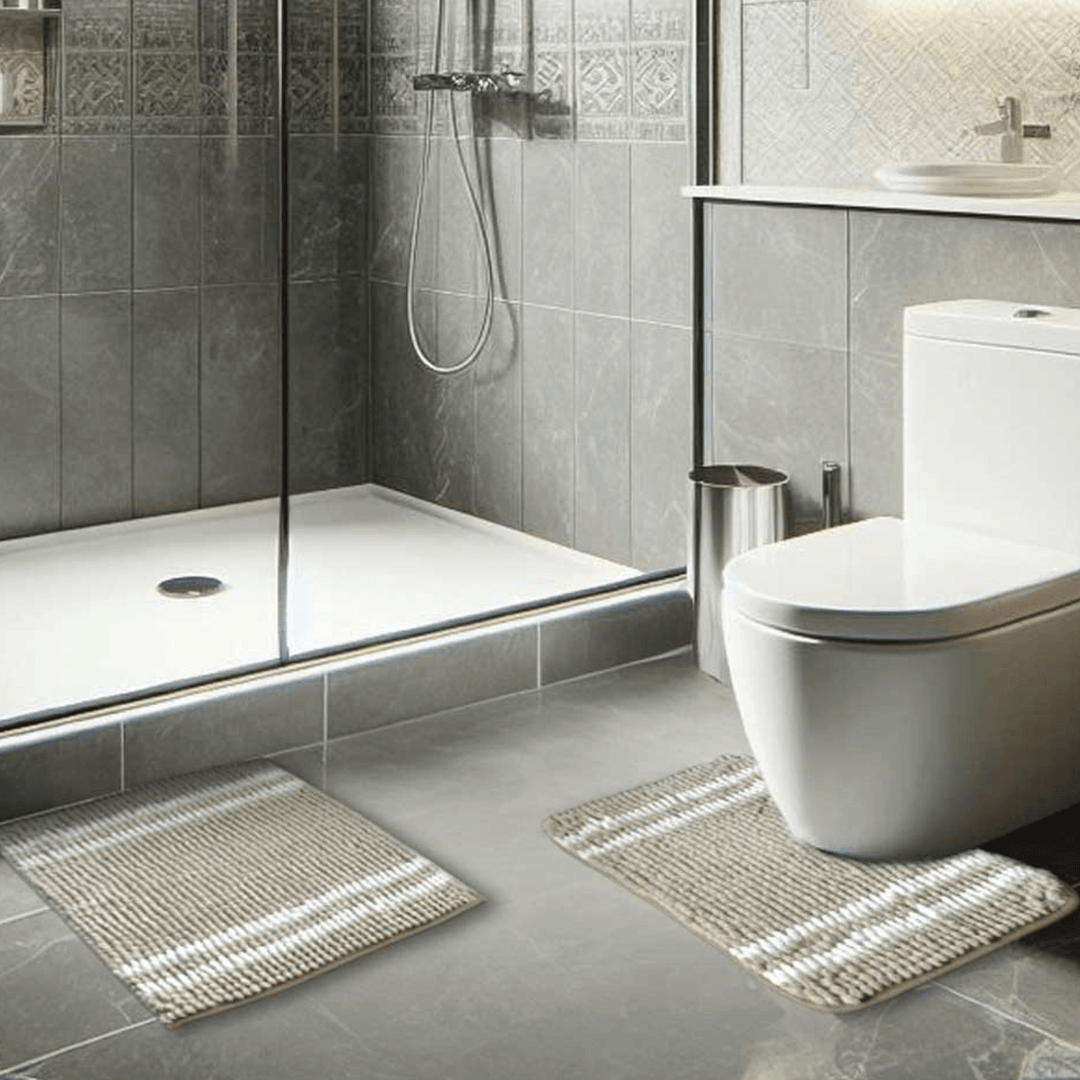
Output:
682,183,1080,221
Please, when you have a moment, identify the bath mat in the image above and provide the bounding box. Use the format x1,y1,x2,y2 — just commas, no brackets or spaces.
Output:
0,760,483,1025
543,755,1078,1013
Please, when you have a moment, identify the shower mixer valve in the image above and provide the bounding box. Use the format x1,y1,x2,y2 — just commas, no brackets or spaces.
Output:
412,70,527,94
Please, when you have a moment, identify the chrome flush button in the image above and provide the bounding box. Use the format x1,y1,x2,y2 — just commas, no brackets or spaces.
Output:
1013,307,1052,319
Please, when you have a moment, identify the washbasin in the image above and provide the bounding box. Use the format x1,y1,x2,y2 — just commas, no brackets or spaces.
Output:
875,162,1061,197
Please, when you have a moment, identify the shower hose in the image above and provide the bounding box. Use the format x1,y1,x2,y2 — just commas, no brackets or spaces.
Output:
405,0,496,376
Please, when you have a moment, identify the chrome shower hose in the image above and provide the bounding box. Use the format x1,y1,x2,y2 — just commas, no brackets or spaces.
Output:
405,0,496,376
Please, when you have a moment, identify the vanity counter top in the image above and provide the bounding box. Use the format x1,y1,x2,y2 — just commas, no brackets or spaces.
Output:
682,183,1080,221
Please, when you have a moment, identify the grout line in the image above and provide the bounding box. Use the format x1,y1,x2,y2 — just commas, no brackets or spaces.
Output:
931,981,1079,1049
5,1018,158,1077
0,906,50,930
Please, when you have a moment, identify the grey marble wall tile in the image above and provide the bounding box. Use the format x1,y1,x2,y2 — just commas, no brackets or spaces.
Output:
60,137,131,294
371,281,433,499
711,331,847,526
133,0,199,134
631,320,691,571
370,55,420,134
436,135,481,298
539,589,692,684
0,296,60,540
200,283,281,505
629,28,688,142
287,0,334,135
0,724,121,821
0,136,59,298
60,291,133,528
370,135,425,285
483,137,522,302
370,282,476,512
575,0,631,140
123,676,323,786
202,137,279,284
63,0,131,135
200,0,276,136
63,50,131,134
199,52,276,137
850,348,902,521
200,0,275,55
288,277,368,494
134,52,199,135
326,624,538,738
574,141,631,316
522,303,574,547
532,7,574,142
424,300,480,516
630,45,685,126
133,289,201,517
435,137,521,303
288,135,369,281
629,141,690,327
370,0,412,55
134,136,200,288
575,312,631,563
711,201,846,349
470,298,523,529
849,211,1080,362
522,139,573,307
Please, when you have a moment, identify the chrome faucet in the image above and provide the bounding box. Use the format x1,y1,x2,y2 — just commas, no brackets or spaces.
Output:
973,96,1051,163
974,96,1024,162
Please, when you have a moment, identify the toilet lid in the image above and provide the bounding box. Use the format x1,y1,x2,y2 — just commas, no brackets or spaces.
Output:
722,517,1080,642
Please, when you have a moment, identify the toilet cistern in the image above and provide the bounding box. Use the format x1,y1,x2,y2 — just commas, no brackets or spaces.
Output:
973,95,1051,162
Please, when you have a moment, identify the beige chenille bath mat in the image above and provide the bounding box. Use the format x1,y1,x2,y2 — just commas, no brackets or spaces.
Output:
544,755,1078,1012
0,760,483,1025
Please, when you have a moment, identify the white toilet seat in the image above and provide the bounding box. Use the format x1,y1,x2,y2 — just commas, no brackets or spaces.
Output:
723,516,1080,642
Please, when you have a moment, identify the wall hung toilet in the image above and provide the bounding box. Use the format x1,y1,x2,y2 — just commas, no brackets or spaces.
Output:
721,299,1080,861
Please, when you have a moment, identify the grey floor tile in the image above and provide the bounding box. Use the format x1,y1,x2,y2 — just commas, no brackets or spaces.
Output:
931,904,1080,1051
267,743,325,791
0,911,150,1072
0,862,44,924
29,1019,227,1080
6,653,1078,1079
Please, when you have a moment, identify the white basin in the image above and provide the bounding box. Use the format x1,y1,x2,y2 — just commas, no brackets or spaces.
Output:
875,162,1061,197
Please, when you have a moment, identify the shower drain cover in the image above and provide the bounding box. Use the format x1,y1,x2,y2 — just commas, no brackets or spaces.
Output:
157,575,225,599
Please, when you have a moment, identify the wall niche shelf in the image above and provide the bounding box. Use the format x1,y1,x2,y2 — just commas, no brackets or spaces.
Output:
0,4,59,129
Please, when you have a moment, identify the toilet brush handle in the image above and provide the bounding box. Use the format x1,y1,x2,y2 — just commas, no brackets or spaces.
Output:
822,461,842,529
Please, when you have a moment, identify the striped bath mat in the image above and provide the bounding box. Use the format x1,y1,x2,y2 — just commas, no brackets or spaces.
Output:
544,755,1078,1012
0,761,482,1025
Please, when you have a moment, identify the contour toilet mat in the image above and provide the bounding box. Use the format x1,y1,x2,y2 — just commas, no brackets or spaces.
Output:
0,760,483,1025
543,754,1079,1012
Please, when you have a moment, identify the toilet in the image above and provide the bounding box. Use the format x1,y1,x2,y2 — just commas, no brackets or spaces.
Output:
721,299,1080,860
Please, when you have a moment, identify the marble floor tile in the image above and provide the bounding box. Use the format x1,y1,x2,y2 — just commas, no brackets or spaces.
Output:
0,862,44,925
0,912,150,1072
3,653,1079,1079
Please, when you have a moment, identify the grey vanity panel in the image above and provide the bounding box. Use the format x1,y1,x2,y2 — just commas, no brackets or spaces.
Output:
710,201,847,350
